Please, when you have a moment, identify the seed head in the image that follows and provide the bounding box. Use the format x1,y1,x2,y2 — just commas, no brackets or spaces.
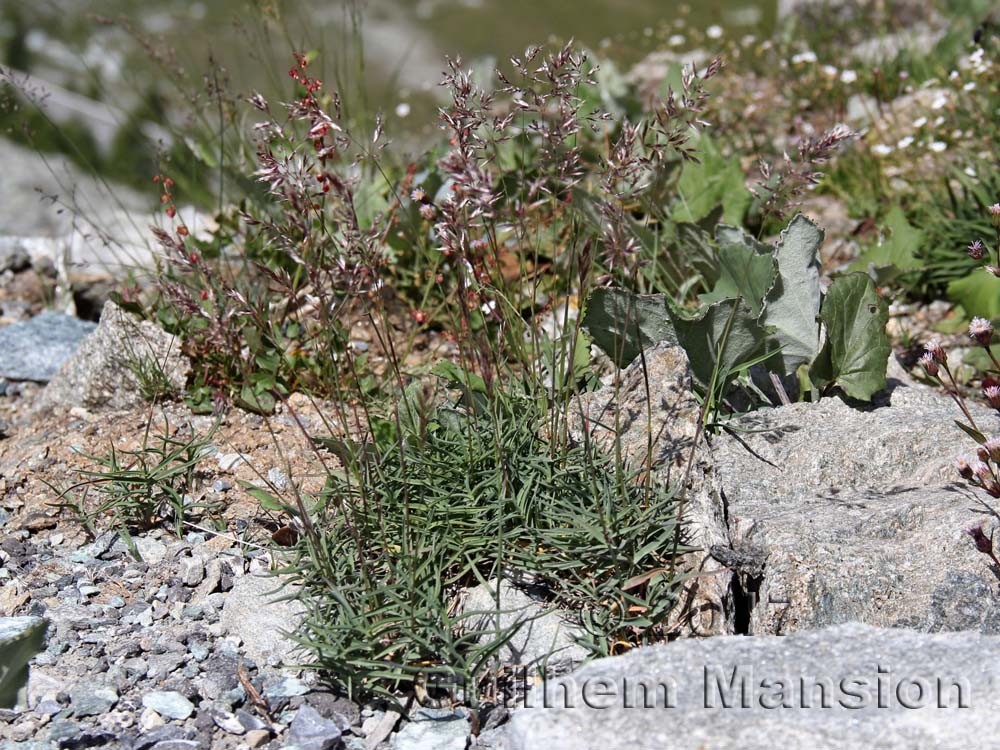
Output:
956,455,974,480
985,385,1000,409
418,203,437,221
969,239,986,260
924,339,947,364
918,351,938,377
986,437,1000,462
966,524,994,555
969,317,994,347
972,460,993,482
990,203,1000,226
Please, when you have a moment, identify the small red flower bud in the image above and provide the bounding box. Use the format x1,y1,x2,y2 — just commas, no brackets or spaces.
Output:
967,524,994,555
177,225,189,237
956,456,975,480
166,206,176,219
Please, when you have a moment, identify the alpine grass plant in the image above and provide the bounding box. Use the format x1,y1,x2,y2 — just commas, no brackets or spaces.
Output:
51,414,217,542
279,385,687,705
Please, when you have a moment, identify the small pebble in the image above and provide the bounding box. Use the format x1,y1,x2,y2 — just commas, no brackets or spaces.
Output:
142,691,195,721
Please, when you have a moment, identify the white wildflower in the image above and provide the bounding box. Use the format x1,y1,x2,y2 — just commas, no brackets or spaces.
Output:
840,69,858,84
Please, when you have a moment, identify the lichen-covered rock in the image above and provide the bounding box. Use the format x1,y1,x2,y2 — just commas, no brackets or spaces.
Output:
713,375,1000,635
37,300,189,411
574,343,732,637
505,623,1000,750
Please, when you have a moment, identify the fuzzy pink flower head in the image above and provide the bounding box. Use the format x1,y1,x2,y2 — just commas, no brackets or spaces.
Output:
410,188,427,203
985,437,1000,463
418,203,437,221
924,338,947,364
918,351,939,377
985,385,1000,409
970,317,994,347
991,203,1000,224
969,239,986,260
972,459,993,482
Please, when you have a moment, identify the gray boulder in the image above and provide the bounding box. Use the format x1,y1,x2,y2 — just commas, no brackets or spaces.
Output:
38,300,188,411
713,377,1000,635
506,622,1000,750
0,312,95,381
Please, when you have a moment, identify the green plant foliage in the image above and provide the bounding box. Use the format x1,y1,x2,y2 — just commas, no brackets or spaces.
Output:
948,272,1000,320
581,289,677,368
854,204,922,273
761,214,823,374
584,215,889,402
698,238,776,317
673,135,752,226
809,273,891,401
668,297,769,386
281,387,687,704
53,418,217,537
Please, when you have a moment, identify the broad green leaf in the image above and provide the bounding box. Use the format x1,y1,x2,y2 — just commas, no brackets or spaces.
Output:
808,273,890,401
947,271,1000,319
715,224,770,256
582,288,676,368
673,135,752,226
432,361,488,393
853,204,922,272
668,297,768,386
243,485,284,511
699,241,776,317
761,214,824,374
238,384,275,414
